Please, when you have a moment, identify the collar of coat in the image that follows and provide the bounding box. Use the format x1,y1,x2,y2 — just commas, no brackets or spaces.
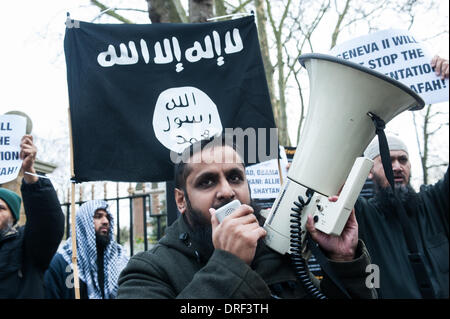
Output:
159,212,298,287
0,224,19,243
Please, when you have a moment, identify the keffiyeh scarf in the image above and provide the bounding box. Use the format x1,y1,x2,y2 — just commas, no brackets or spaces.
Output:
59,200,129,299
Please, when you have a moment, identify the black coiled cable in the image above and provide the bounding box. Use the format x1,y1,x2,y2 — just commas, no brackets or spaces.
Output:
290,189,327,299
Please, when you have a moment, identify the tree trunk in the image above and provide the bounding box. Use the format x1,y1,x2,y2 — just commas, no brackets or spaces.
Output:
265,0,292,146
254,0,278,132
146,0,187,23
276,36,290,146
189,0,214,23
215,0,228,17
421,105,432,185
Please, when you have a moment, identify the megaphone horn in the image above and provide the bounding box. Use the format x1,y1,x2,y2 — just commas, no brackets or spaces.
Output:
264,53,424,255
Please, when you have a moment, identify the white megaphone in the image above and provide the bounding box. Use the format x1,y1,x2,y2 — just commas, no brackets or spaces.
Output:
264,53,424,255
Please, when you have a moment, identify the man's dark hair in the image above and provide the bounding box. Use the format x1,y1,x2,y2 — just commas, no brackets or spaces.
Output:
173,134,243,190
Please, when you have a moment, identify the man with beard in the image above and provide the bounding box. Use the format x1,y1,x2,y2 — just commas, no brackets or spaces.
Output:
355,135,448,298
0,135,64,298
117,135,377,299
44,200,128,299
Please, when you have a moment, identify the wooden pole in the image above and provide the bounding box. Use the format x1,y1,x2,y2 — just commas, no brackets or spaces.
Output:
70,183,80,299
277,157,284,186
68,108,81,299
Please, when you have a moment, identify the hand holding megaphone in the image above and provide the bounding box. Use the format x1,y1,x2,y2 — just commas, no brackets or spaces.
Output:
305,196,358,262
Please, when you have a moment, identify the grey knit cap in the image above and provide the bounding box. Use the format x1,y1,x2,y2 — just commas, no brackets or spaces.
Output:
364,135,409,160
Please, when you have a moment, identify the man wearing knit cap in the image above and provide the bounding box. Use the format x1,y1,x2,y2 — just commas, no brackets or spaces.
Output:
364,135,411,189
355,134,448,299
0,188,22,236
0,135,65,298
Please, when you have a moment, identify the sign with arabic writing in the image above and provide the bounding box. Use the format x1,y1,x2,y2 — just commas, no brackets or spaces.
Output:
65,16,276,182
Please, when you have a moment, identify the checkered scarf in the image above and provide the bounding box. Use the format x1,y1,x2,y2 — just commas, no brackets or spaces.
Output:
59,200,129,299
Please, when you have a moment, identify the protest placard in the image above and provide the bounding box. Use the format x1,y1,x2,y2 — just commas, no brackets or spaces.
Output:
245,146,288,202
329,29,448,105
0,115,26,184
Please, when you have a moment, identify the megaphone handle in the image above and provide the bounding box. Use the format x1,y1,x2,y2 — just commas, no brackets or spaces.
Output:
313,157,373,235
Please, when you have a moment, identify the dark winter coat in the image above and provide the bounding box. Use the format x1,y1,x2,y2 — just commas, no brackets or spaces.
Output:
0,178,65,298
117,214,377,299
355,168,448,298
43,253,89,299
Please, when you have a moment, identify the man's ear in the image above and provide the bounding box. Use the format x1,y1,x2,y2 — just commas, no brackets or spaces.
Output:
368,170,373,180
174,188,187,214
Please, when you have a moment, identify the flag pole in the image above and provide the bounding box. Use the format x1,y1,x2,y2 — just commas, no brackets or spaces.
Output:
68,108,81,299
277,156,284,186
277,144,284,186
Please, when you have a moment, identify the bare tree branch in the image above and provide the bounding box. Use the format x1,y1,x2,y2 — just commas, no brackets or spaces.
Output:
231,0,253,14
90,0,135,24
330,0,351,49
112,8,148,13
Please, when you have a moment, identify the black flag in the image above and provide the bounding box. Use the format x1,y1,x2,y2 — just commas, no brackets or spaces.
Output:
65,16,276,182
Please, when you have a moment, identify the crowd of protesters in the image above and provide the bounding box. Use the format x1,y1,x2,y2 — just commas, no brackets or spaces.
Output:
0,56,448,300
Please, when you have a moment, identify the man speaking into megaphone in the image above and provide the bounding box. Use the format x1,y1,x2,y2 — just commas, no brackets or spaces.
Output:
117,134,377,299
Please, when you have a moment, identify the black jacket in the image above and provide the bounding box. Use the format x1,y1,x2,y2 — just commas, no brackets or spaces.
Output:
356,168,449,298
43,253,89,299
44,245,107,299
0,178,64,298
118,214,377,299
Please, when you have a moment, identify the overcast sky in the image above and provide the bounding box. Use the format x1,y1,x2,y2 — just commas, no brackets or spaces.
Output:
0,0,149,138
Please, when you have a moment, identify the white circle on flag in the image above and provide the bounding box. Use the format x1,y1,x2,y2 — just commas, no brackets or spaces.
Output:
153,86,223,153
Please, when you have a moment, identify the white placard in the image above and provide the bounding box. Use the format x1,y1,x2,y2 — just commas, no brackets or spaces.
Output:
0,115,26,184
246,146,288,200
329,29,449,105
